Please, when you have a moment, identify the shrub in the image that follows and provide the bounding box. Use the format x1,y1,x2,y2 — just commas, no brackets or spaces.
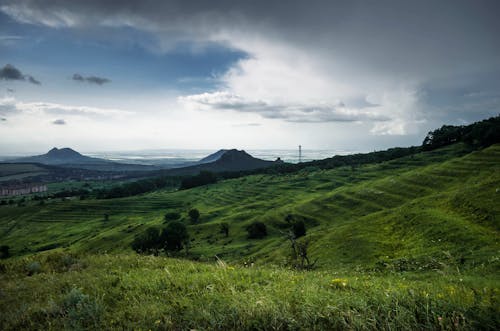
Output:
188,208,200,223
164,212,181,222
60,287,102,329
45,253,81,272
0,245,10,259
220,222,229,237
26,261,41,275
246,221,267,239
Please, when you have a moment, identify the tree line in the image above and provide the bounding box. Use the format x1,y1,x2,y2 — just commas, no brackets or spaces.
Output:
422,115,499,151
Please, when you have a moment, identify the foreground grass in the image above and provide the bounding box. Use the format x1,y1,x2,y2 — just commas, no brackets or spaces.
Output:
1,253,498,330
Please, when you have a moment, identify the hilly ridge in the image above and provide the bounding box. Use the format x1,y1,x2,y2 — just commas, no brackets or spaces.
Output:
1,142,498,271
5,147,283,176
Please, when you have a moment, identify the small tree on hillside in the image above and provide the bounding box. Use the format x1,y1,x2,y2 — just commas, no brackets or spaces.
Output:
161,221,189,252
285,232,317,270
284,214,306,238
0,245,10,259
131,227,160,253
188,208,200,223
246,221,267,239
220,222,229,237
292,220,306,238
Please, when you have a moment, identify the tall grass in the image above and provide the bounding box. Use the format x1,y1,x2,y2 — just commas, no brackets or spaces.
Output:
1,253,498,330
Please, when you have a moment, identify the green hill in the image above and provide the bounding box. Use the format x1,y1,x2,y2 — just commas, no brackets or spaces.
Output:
0,142,499,330
1,143,498,270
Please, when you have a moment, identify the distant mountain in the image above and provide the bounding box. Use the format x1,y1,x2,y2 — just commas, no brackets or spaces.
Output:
197,149,228,164
10,147,157,172
12,147,107,165
6,148,283,174
163,149,284,176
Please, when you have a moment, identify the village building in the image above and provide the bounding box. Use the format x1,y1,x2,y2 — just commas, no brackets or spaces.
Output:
0,184,48,197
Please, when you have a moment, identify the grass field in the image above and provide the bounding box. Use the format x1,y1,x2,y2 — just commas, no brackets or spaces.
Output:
0,143,499,329
1,253,498,330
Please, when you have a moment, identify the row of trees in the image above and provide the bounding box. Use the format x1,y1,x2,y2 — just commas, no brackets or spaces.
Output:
179,171,218,190
97,176,180,199
422,115,500,151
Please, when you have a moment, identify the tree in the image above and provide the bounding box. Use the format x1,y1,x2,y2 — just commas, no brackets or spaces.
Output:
0,245,10,259
131,227,161,253
292,220,306,238
220,222,229,237
246,221,267,239
285,232,317,270
188,208,200,223
161,221,189,251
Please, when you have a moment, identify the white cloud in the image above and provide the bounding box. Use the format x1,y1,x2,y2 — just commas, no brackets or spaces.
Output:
179,91,390,123
0,96,133,117
0,5,78,28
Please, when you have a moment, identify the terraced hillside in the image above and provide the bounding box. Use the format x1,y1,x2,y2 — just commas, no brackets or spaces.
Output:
1,143,498,272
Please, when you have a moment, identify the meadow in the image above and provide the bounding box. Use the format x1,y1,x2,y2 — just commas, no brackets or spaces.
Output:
1,253,498,330
0,142,499,330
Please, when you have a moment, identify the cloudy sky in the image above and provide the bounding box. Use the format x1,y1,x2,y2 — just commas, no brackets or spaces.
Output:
0,0,499,154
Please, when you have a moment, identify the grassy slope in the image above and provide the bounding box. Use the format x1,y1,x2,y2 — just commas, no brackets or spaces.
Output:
0,143,499,330
0,143,498,271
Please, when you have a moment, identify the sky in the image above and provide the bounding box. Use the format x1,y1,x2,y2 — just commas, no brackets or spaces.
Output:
0,0,499,154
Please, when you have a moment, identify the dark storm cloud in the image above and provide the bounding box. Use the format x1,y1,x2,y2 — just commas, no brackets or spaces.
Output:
72,73,110,85
1,0,499,79
1,0,499,131
72,73,84,82
52,119,66,125
27,76,40,85
0,64,23,80
0,64,41,84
